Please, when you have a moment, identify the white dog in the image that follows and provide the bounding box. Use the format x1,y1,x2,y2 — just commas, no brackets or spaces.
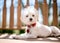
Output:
9,6,60,39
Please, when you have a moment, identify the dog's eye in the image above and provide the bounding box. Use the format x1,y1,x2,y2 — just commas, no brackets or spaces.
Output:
32,15,35,17
26,15,28,17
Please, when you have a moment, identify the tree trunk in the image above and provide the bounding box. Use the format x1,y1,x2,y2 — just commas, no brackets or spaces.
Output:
25,0,29,8
34,0,39,10
53,0,58,26
17,0,22,29
42,0,48,25
10,0,14,29
2,0,6,29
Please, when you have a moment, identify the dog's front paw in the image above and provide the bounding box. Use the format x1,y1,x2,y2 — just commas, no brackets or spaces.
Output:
17,33,37,39
8,34,27,39
13,33,29,39
8,34,17,39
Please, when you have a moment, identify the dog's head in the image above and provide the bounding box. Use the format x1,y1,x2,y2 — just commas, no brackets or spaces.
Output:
21,6,38,25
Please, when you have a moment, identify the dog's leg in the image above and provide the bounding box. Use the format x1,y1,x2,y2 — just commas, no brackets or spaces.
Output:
50,26,60,36
13,33,37,39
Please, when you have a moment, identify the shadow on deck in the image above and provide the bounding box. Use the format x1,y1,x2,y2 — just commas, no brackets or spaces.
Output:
0,34,60,43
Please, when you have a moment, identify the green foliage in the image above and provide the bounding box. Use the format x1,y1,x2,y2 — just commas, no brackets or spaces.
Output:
20,29,25,34
0,30,13,34
0,30,2,33
0,29,25,34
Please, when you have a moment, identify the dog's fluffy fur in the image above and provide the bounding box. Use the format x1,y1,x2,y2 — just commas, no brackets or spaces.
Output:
9,6,60,39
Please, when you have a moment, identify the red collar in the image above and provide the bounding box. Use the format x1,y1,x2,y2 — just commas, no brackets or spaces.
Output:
27,23,36,28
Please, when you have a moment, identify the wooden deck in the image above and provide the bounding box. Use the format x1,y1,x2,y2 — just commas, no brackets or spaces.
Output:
0,34,60,43
0,37,60,43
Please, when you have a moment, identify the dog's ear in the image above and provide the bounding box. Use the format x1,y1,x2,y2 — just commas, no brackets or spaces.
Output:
20,8,27,24
20,9,24,23
36,11,39,21
34,8,39,21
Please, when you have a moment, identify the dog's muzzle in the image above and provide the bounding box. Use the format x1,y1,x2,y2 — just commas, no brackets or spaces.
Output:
29,18,33,21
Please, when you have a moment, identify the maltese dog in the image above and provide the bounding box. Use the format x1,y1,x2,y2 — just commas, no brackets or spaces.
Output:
9,6,60,39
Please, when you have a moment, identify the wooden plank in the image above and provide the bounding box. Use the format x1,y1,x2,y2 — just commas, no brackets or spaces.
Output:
34,0,39,10
42,0,48,25
2,0,6,29
9,0,14,29
53,0,58,26
17,0,22,29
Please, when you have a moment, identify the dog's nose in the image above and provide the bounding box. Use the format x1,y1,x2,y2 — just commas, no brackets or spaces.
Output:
30,18,33,21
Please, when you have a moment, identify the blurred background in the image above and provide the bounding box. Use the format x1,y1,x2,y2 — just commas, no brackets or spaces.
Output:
0,0,60,34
